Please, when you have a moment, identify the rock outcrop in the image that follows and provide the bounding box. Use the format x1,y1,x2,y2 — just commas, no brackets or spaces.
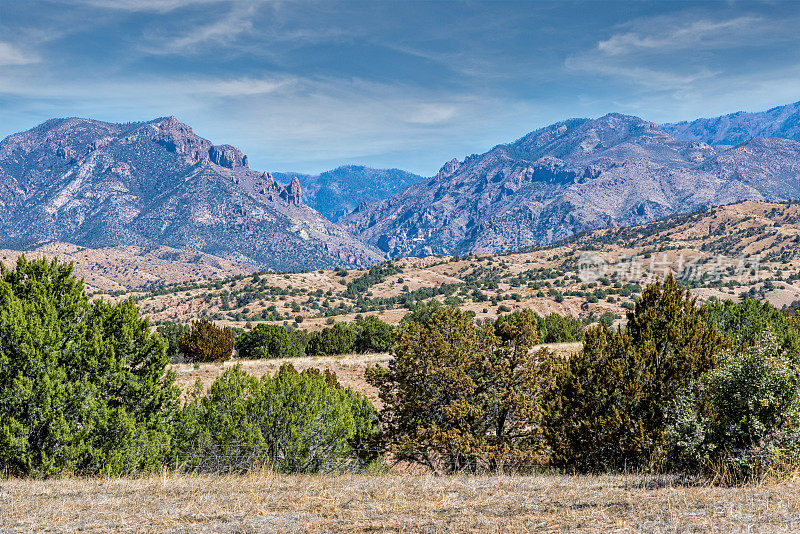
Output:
208,144,248,169
273,165,423,222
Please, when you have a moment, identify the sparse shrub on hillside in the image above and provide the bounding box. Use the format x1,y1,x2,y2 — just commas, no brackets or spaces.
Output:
0,256,179,476
179,319,235,363
367,307,550,473
543,274,724,472
173,364,380,473
235,324,306,360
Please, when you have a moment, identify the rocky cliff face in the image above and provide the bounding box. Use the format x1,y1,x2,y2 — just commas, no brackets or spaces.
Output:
0,117,384,270
342,112,800,256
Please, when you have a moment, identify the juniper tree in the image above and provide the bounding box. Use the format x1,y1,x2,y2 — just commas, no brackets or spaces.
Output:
366,306,549,473
0,256,179,476
179,318,235,362
543,274,724,472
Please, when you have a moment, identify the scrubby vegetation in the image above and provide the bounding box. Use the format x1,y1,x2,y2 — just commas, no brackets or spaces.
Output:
179,319,235,363
0,257,178,477
3,257,800,483
172,364,380,473
234,324,307,360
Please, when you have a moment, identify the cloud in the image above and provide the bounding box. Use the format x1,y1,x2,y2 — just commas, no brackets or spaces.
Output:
405,103,458,125
142,3,258,53
189,77,293,96
69,0,221,13
564,56,719,92
0,73,292,100
595,16,763,55
0,42,39,66
565,10,799,93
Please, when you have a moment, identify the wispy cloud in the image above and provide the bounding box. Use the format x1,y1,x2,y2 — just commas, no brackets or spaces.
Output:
0,42,39,66
596,16,763,55
70,0,221,13
405,103,458,125
565,10,799,95
167,4,256,51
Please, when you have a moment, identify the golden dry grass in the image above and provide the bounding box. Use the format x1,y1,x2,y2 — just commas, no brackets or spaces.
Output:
2,471,800,532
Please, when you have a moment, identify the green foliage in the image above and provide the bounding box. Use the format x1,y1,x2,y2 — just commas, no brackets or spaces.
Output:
173,364,381,473
367,307,549,473
668,333,800,476
303,316,394,357
0,256,179,477
353,315,394,353
543,274,724,472
178,319,235,363
306,322,356,356
235,324,306,360
400,299,444,326
706,299,800,364
156,322,190,362
538,313,584,343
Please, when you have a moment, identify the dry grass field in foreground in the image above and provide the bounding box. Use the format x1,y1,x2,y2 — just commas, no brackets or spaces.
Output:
2,471,800,533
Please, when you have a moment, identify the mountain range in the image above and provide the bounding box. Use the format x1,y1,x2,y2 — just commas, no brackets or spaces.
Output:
342,102,800,256
0,116,383,270
2,100,800,268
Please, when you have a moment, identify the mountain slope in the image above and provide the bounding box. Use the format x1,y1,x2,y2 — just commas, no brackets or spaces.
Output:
0,117,384,270
662,101,800,145
342,112,800,256
274,166,422,222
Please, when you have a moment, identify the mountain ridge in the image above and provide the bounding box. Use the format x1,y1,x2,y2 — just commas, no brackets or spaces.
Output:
0,116,384,270
342,108,800,256
274,165,423,222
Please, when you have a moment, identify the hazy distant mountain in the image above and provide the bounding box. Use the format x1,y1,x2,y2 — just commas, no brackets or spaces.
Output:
0,117,384,270
342,111,800,256
662,101,800,146
274,166,422,222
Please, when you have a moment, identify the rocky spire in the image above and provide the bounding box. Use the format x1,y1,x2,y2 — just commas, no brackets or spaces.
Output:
436,158,461,180
288,176,302,206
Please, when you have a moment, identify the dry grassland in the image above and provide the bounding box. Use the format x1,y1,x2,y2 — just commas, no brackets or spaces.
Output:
2,471,800,533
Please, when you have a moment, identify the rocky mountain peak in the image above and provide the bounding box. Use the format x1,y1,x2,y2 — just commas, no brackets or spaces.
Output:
662,100,800,145
343,102,800,258
0,116,382,269
436,158,461,180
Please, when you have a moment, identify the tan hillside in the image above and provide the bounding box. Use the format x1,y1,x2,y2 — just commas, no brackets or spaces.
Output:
0,241,259,293
103,201,800,332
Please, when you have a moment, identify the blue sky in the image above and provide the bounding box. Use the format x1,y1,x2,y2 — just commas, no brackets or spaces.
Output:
1,1,799,175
